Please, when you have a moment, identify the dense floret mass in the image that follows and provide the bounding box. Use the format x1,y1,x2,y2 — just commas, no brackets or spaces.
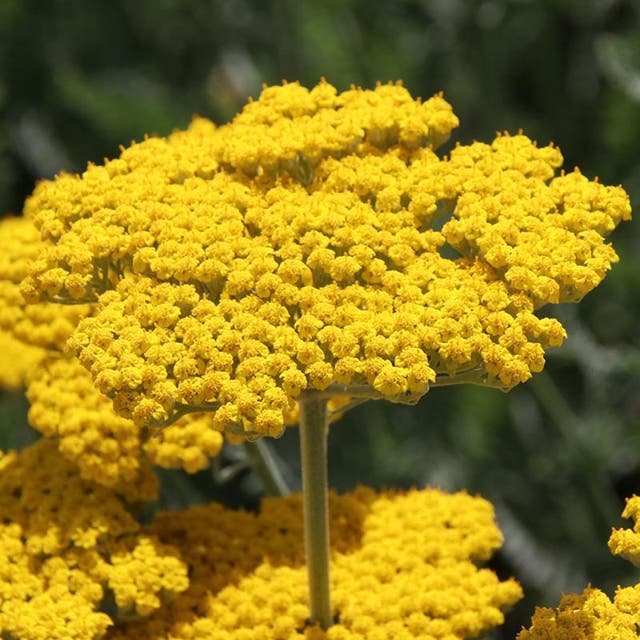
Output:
26,355,224,485
0,215,91,351
19,81,630,440
0,440,188,640
0,441,520,640
518,586,640,640
108,486,521,640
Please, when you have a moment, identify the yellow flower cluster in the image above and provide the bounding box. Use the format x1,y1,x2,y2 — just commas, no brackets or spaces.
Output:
0,213,224,480
0,215,91,351
518,496,640,639
0,329,44,389
0,440,189,640
0,440,521,639
19,81,629,440
518,586,640,640
609,494,640,566
26,355,223,484
106,486,521,640
0,215,91,388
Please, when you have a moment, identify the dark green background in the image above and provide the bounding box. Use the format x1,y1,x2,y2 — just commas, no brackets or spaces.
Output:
1,1,639,637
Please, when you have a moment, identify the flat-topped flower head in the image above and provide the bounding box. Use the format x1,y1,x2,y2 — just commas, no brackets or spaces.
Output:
105,486,521,640
20,81,631,440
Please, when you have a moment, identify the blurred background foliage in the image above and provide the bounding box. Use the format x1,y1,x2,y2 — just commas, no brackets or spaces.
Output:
1,0,639,637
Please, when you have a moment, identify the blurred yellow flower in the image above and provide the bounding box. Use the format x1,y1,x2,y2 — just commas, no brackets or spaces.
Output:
0,215,91,352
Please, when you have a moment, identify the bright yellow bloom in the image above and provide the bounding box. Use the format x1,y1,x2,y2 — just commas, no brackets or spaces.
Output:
0,442,520,639
609,494,640,567
0,215,91,352
0,440,188,640
0,329,44,389
518,586,640,640
105,486,521,639
26,355,223,485
19,81,630,442
518,496,640,639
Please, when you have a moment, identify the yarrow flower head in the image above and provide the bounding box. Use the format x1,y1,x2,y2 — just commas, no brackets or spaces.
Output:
107,486,521,640
19,80,630,445
518,495,640,640
0,439,521,640
0,440,188,640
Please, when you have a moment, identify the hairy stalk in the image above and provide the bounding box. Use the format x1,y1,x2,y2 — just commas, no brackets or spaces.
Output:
299,394,332,629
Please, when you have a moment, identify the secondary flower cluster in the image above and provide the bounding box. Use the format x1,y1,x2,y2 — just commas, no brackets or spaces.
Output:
0,214,223,483
0,215,86,388
18,81,630,442
0,440,188,640
109,485,522,640
0,437,521,640
518,495,640,639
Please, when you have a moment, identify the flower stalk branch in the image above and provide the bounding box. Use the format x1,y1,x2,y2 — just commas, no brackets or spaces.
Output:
299,394,332,629
244,438,291,497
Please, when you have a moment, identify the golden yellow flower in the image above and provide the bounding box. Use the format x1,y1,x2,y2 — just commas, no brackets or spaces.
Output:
519,496,640,639
0,440,188,640
608,494,640,567
0,329,45,389
106,486,521,640
518,586,640,640
19,81,630,442
26,355,223,485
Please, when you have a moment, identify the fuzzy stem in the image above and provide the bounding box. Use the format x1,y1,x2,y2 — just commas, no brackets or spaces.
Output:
299,395,332,629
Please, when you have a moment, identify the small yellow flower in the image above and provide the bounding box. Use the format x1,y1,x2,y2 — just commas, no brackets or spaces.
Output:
608,494,640,567
519,496,640,640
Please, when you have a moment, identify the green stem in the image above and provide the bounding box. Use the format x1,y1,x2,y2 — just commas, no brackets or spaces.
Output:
528,371,620,527
299,395,332,629
244,438,290,497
